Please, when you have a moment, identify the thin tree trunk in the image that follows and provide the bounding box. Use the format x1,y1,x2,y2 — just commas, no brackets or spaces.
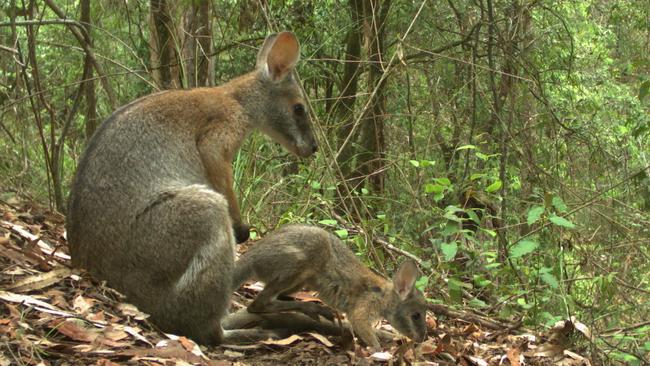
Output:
334,0,364,216
351,0,390,194
181,0,213,87
149,0,179,89
80,0,97,138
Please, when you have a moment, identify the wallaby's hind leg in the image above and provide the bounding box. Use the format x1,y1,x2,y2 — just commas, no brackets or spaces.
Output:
248,280,335,322
132,185,235,345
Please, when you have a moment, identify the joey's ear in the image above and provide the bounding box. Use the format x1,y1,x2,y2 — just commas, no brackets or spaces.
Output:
393,260,419,300
256,31,300,81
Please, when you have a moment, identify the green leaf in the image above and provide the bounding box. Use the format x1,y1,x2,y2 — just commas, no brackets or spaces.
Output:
424,183,444,194
415,276,429,292
434,177,451,186
441,222,460,236
310,180,321,189
485,262,502,270
469,298,488,308
640,80,650,101
486,180,502,193
475,152,489,161
334,229,348,239
549,215,575,228
527,206,545,225
433,192,445,202
448,278,463,303
318,219,337,226
517,297,533,309
409,160,420,167
480,228,497,237
466,209,480,224
249,231,257,240
470,173,486,181
440,242,458,261
644,342,650,352
552,196,568,213
540,272,559,289
361,188,369,195
509,239,539,258
456,144,476,150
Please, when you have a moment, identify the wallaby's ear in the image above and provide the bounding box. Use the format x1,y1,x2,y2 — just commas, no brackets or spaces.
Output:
256,31,300,82
393,260,419,300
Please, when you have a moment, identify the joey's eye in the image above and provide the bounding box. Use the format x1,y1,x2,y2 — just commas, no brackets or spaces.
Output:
293,103,305,116
411,312,421,321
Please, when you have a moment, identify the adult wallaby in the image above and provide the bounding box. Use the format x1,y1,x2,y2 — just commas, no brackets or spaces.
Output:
66,32,317,345
233,224,428,349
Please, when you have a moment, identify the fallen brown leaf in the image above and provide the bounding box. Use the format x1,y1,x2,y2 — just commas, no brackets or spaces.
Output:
261,334,303,346
54,319,100,343
506,346,522,366
307,332,334,347
73,294,96,314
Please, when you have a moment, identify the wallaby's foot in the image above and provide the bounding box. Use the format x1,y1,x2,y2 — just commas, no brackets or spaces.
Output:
234,222,250,244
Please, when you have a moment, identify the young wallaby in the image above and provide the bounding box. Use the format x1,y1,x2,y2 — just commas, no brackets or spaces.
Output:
66,32,317,345
233,224,428,349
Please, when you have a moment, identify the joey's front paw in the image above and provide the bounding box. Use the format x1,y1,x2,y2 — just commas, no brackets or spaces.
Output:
234,223,250,244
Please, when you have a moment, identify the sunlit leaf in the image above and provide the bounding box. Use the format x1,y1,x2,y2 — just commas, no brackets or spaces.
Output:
318,219,337,226
476,152,489,161
424,183,444,194
456,144,476,150
434,177,451,186
441,242,458,261
552,196,568,213
527,206,544,225
540,272,559,289
334,229,348,239
486,180,502,193
549,215,575,228
509,239,539,258
409,160,419,167
415,276,429,292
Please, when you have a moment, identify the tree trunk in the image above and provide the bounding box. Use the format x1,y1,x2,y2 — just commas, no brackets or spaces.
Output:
181,0,213,87
334,0,364,216
80,0,97,138
149,0,180,89
351,0,390,194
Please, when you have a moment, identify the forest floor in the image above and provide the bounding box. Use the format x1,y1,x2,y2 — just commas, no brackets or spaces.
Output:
0,194,594,365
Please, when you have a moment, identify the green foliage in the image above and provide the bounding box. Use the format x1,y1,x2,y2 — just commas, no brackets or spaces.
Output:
509,240,539,259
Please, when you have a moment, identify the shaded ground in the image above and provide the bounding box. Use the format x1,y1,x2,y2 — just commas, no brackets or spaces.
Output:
0,195,594,365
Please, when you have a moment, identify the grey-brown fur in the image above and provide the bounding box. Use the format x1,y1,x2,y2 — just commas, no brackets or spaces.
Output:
66,32,316,345
233,224,428,349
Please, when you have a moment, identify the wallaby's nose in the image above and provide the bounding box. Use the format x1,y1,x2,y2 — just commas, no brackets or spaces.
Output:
311,144,318,154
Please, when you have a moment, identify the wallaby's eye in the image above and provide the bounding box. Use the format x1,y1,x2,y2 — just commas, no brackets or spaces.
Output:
293,103,305,116
411,312,421,321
